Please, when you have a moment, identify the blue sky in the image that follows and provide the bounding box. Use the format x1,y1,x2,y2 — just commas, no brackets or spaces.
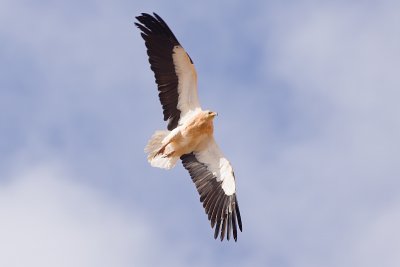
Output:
1,0,400,266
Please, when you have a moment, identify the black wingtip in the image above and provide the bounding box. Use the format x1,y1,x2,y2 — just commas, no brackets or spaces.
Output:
235,197,243,232
214,219,221,240
135,12,149,21
153,12,161,20
181,154,242,242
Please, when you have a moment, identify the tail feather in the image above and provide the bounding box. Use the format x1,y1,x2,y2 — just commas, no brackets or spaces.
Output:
144,130,179,169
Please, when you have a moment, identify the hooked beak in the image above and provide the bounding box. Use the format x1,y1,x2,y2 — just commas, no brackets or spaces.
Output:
211,112,218,117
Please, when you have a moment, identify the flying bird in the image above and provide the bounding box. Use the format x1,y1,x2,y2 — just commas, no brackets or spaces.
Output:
135,12,242,241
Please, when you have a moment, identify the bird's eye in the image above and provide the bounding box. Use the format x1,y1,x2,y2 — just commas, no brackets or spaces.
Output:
208,111,212,114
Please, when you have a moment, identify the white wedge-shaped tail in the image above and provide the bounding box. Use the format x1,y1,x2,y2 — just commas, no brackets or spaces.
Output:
144,130,179,169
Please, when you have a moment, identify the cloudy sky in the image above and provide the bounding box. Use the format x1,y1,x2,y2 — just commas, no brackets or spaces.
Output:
1,0,400,266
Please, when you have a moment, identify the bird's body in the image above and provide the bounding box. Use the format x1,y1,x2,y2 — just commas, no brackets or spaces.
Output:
145,110,216,169
168,110,215,156
135,13,242,241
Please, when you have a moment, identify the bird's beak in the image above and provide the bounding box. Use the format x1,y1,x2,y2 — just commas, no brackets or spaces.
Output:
211,112,218,117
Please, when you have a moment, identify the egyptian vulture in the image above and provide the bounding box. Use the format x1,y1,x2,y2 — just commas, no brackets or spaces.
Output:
135,13,242,241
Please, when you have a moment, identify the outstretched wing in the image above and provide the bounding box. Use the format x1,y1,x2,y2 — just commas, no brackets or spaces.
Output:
181,139,242,241
135,13,201,130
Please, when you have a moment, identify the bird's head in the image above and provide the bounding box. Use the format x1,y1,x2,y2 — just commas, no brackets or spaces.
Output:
205,110,218,119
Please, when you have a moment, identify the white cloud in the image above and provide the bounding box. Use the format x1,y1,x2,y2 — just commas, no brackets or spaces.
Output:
0,161,228,267
350,202,400,267
0,162,155,267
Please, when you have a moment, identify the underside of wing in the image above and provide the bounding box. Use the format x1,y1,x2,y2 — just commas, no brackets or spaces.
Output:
135,13,201,130
180,140,242,241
